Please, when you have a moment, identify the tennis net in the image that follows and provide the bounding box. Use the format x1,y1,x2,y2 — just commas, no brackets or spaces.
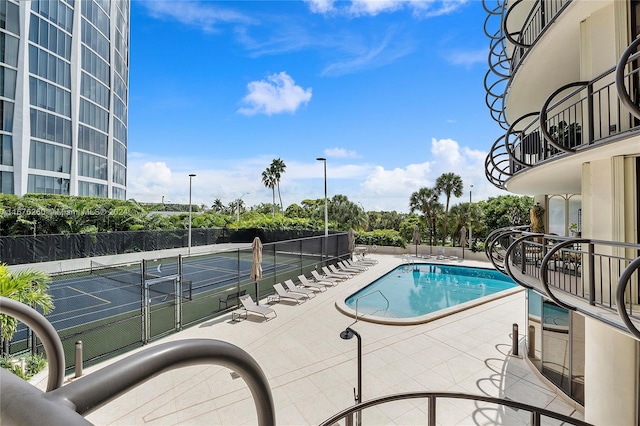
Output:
90,260,192,301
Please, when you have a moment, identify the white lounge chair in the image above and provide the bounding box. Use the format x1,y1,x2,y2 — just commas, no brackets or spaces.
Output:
329,264,355,277
337,261,365,273
310,270,340,286
269,283,307,304
297,275,328,291
284,279,316,298
323,266,351,280
354,254,377,265
344,259,368,270
239,295,277,321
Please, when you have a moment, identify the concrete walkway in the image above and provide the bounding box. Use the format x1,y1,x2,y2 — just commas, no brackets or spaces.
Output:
38,254,584,425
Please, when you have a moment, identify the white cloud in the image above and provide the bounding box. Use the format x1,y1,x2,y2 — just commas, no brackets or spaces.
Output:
324,148,359,158
237,72,312,116
142,1,251,33
322,35,413,76
126,139,504,213
305,0,336,14
307,0,468,17
446,48,489,68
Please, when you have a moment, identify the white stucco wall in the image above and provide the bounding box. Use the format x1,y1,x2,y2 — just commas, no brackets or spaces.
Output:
584,317,638,425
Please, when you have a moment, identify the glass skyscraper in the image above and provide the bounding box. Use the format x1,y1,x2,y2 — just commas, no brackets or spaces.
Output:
0,0,128,198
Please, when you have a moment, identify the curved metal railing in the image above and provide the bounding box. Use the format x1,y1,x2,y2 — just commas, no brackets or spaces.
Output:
319,391,591,426
615,36,640,121
485,36,640,189
486,227,640,340
483,0,510,131
0,297,276,426
616,257,640,340
484,225,529,273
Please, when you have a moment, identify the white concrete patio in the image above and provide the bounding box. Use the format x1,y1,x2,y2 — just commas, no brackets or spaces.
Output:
58,254,584,425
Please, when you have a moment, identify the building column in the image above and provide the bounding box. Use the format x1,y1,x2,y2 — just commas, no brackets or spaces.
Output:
584,317,638,425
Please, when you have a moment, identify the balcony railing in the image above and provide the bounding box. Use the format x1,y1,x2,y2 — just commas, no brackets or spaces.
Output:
319,391,591,426
483,0,573,136
486,227,640,340
486,39,640,189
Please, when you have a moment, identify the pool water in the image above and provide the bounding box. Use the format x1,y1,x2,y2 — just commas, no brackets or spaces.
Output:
344,264,517,319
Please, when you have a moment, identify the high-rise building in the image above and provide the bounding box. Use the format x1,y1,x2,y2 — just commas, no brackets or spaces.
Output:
484,0,640,424
0,0,128,198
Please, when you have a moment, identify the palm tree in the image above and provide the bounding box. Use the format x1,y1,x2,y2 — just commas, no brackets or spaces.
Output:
435,173,464,246
269,158,286,211
0,264,54,346
261,168,277,217
409,187,443,248
211,199,224,214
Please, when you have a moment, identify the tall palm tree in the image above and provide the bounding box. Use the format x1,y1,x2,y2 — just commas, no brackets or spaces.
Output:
435,172,464,246
261,168,276,217
0,264,54,344
409,187,442,247
211,199,224,214
269,158,286,211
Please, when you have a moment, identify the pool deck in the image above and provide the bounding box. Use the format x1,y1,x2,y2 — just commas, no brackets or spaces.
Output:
39,254,585,425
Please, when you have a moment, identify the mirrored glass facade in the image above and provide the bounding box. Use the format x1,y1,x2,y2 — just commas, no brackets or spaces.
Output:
527,290,585,404
0,0,129,198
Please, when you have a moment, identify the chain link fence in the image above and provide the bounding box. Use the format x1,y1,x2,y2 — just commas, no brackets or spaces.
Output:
4,233,349,373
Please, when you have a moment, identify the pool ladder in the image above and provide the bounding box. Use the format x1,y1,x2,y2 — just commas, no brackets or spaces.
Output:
355,290,393,319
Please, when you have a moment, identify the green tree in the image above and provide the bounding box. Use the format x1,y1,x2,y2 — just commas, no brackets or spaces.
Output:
435,173,464,245
409,187,443,247
261,168,277,217
0,264,54,343
210,199,225,213
269,158,286,211
476,195,534,240
328,194,367,231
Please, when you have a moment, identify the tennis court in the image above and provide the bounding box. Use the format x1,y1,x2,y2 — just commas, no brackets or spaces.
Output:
7,233,350,371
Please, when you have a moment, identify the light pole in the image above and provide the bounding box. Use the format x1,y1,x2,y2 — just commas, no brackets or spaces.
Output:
340,327,362,425
237,192,248,225
316,157,328,237
469,184,473,250
188,174,196,254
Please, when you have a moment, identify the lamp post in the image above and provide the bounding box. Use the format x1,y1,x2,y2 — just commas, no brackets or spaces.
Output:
237,192,248,225
188,174,196,254
469,184,473,250
340,327,362,426
316,157,328,237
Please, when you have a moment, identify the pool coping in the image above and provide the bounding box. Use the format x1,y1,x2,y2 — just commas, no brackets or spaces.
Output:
334,262,525,326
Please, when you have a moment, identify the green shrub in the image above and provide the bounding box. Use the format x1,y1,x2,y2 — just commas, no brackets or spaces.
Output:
0,353,47,380
355,229,405,248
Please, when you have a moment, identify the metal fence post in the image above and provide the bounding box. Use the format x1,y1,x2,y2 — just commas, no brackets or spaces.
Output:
75,341,83,378
528,325,535,358
512,323,519,356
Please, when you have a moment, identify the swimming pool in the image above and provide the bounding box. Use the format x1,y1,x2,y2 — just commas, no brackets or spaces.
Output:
337,263,521,325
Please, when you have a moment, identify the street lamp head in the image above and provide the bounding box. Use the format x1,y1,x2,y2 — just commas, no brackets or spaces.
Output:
316,157,326,161
189,173,196,177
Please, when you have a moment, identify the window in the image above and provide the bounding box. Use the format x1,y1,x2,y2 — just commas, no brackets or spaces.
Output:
0,66,16,99
78,180,107,197
28,173,69,195
79,98,109,133
0,170,13,194
0,99,14,131
81,72,109,109
29,44,71,88
112,186,125,200
30,108,72,145
29,76,71,116
0,1,19,35
113,162,125,184
0,32,19,67
29,140,70,173
0,134,11,165
78,124,108,156
78,151,107,180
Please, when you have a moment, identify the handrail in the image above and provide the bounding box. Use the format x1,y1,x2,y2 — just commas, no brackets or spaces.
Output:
615,36,640,121
319,390,592,426
503,233,544,290
616,256,640,340
0,298,276,426
355,289,390,321
490,227,640,340
538,238,589,311
0,296,65,391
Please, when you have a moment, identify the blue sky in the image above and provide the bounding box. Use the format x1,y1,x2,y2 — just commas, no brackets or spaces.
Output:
127,0,507,212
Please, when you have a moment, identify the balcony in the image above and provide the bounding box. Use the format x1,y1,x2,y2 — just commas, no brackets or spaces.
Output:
486,226,640,340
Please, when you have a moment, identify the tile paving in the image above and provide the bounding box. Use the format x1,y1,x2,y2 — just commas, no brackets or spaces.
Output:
50,254,585,425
